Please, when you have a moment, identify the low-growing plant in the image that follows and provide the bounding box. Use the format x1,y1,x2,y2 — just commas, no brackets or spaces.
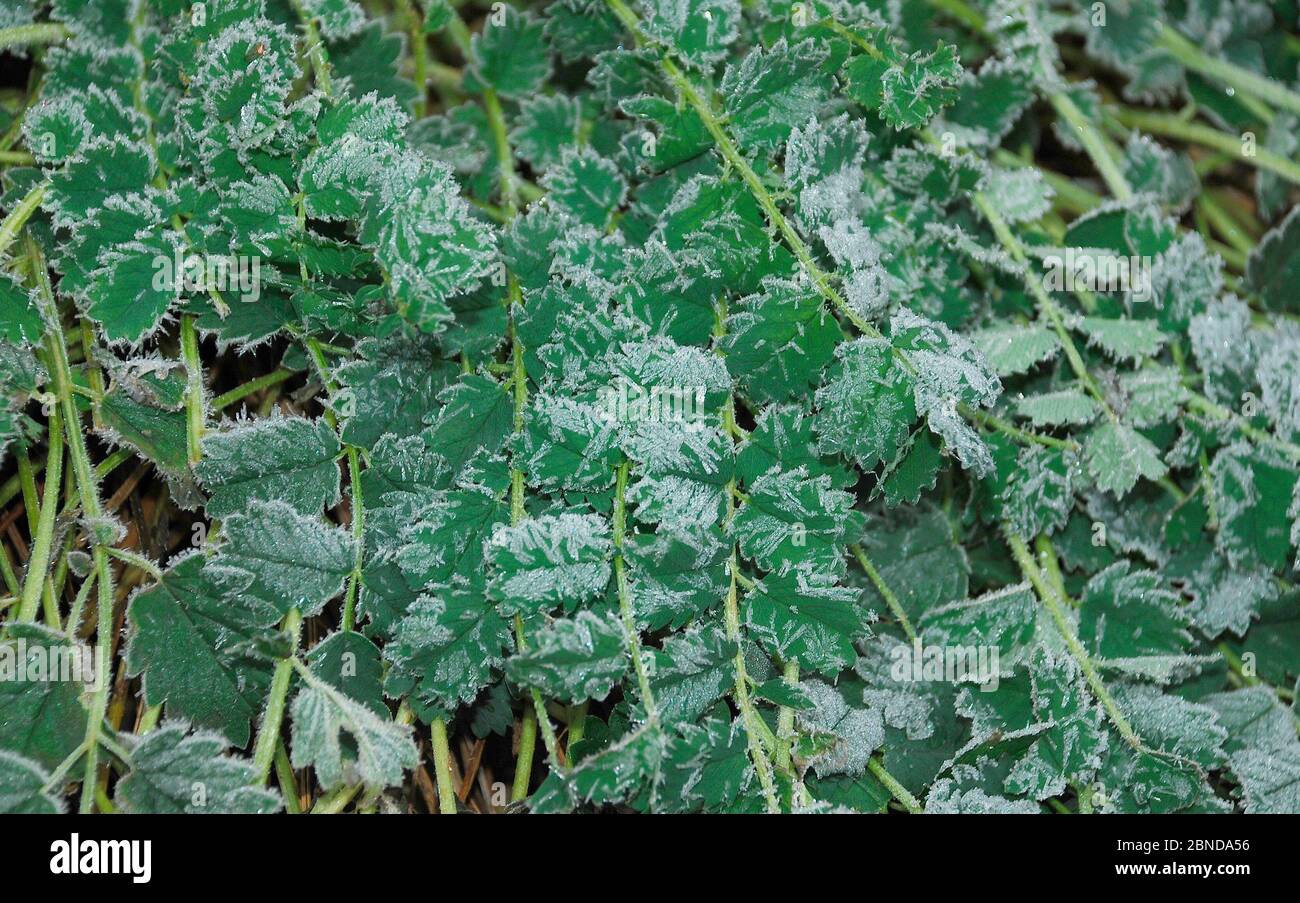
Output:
1,0,1299,815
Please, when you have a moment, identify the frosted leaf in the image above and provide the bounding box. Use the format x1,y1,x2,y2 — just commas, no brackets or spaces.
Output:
117,723,281,814
1152,231,1223,329
972,325,1060,376
1015,388,1100,427
1123,133,1198,212
720,39,832,153
1115,683,1227,769
1179,551,1277,639
505,610,628,704
647,624,736,725
982,166,1054,225
785,114,869,224
300,0,366,39
1083,421,1167,498
1256,328,1300,440
637,0,741,68
195,414,341,519
892,308,1001,411
1205,687,1297,754
487,513,612,614
203,500,355,618
797,679,884,778
814,337,916,471
290,679,418,791
857,637,938,741
1228,745,1300,814
926,780,1038,813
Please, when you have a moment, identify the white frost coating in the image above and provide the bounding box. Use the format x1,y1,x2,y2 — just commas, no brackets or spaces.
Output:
796,679,884,777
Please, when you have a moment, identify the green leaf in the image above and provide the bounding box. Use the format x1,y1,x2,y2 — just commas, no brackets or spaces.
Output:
1247,206,1300,313
744,568,867,676
487,512,612,615
196,416,341,519
290,672,418,790
384,589,511,717
467,6,550,98
117,723,281,814
648,624,737,725
0,271,41,345
126,552,282,746
204,500,355,618
638,0,740,68
722,39,833,152
506,610,628,704
814,338,916,471
0,625,86,770
722,276,840,404
1084,421,1167,498
1078,316,1167,362
972,324,1059,376
0,751,64,814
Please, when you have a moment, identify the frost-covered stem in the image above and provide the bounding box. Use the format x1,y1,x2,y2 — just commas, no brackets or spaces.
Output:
724,515,781,813
291,0,334,96
1186,394,1300,463
342,447,364,632
396,0,430,117
511,692,538,802
0,22,69,52
1157,25,1300,116
212,368,295,411
30,234,117,813
252,609,303,786
0,180,47,260
774,659,798,772
968,188,1116,421
867,757,923,813
483,88,519,214
430,718,458,814
1110,108,1300,186
1006,532,1142,749
181,314,205,464
63,567,95,639
1048,92,1132,201
966,407,1078,452
275,742,302,814
613,461,659,722
849,543,917,642
104,547,162,582
16,406,61,623
0,150,33,165
1034,534,1069,605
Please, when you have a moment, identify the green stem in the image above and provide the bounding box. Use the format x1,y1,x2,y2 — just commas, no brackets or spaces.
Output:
0,180,47,260
251,608,303,785
774,659,798,772
1006,531,1141,749
430,717,458,814
211,368,295,411
1158,24,1300,116
396,0,429,117
867,757,923,813
342,447,363,632
181,315,204,465
612,461,658,722
725,538,780,813
104,547,162,581
1048,92,1132,200
511,695,537,802
1110,107,1300,186
0,22,69,52
850,543,917,642
29,233,117,814
274,742,302,814
15,406,61,622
